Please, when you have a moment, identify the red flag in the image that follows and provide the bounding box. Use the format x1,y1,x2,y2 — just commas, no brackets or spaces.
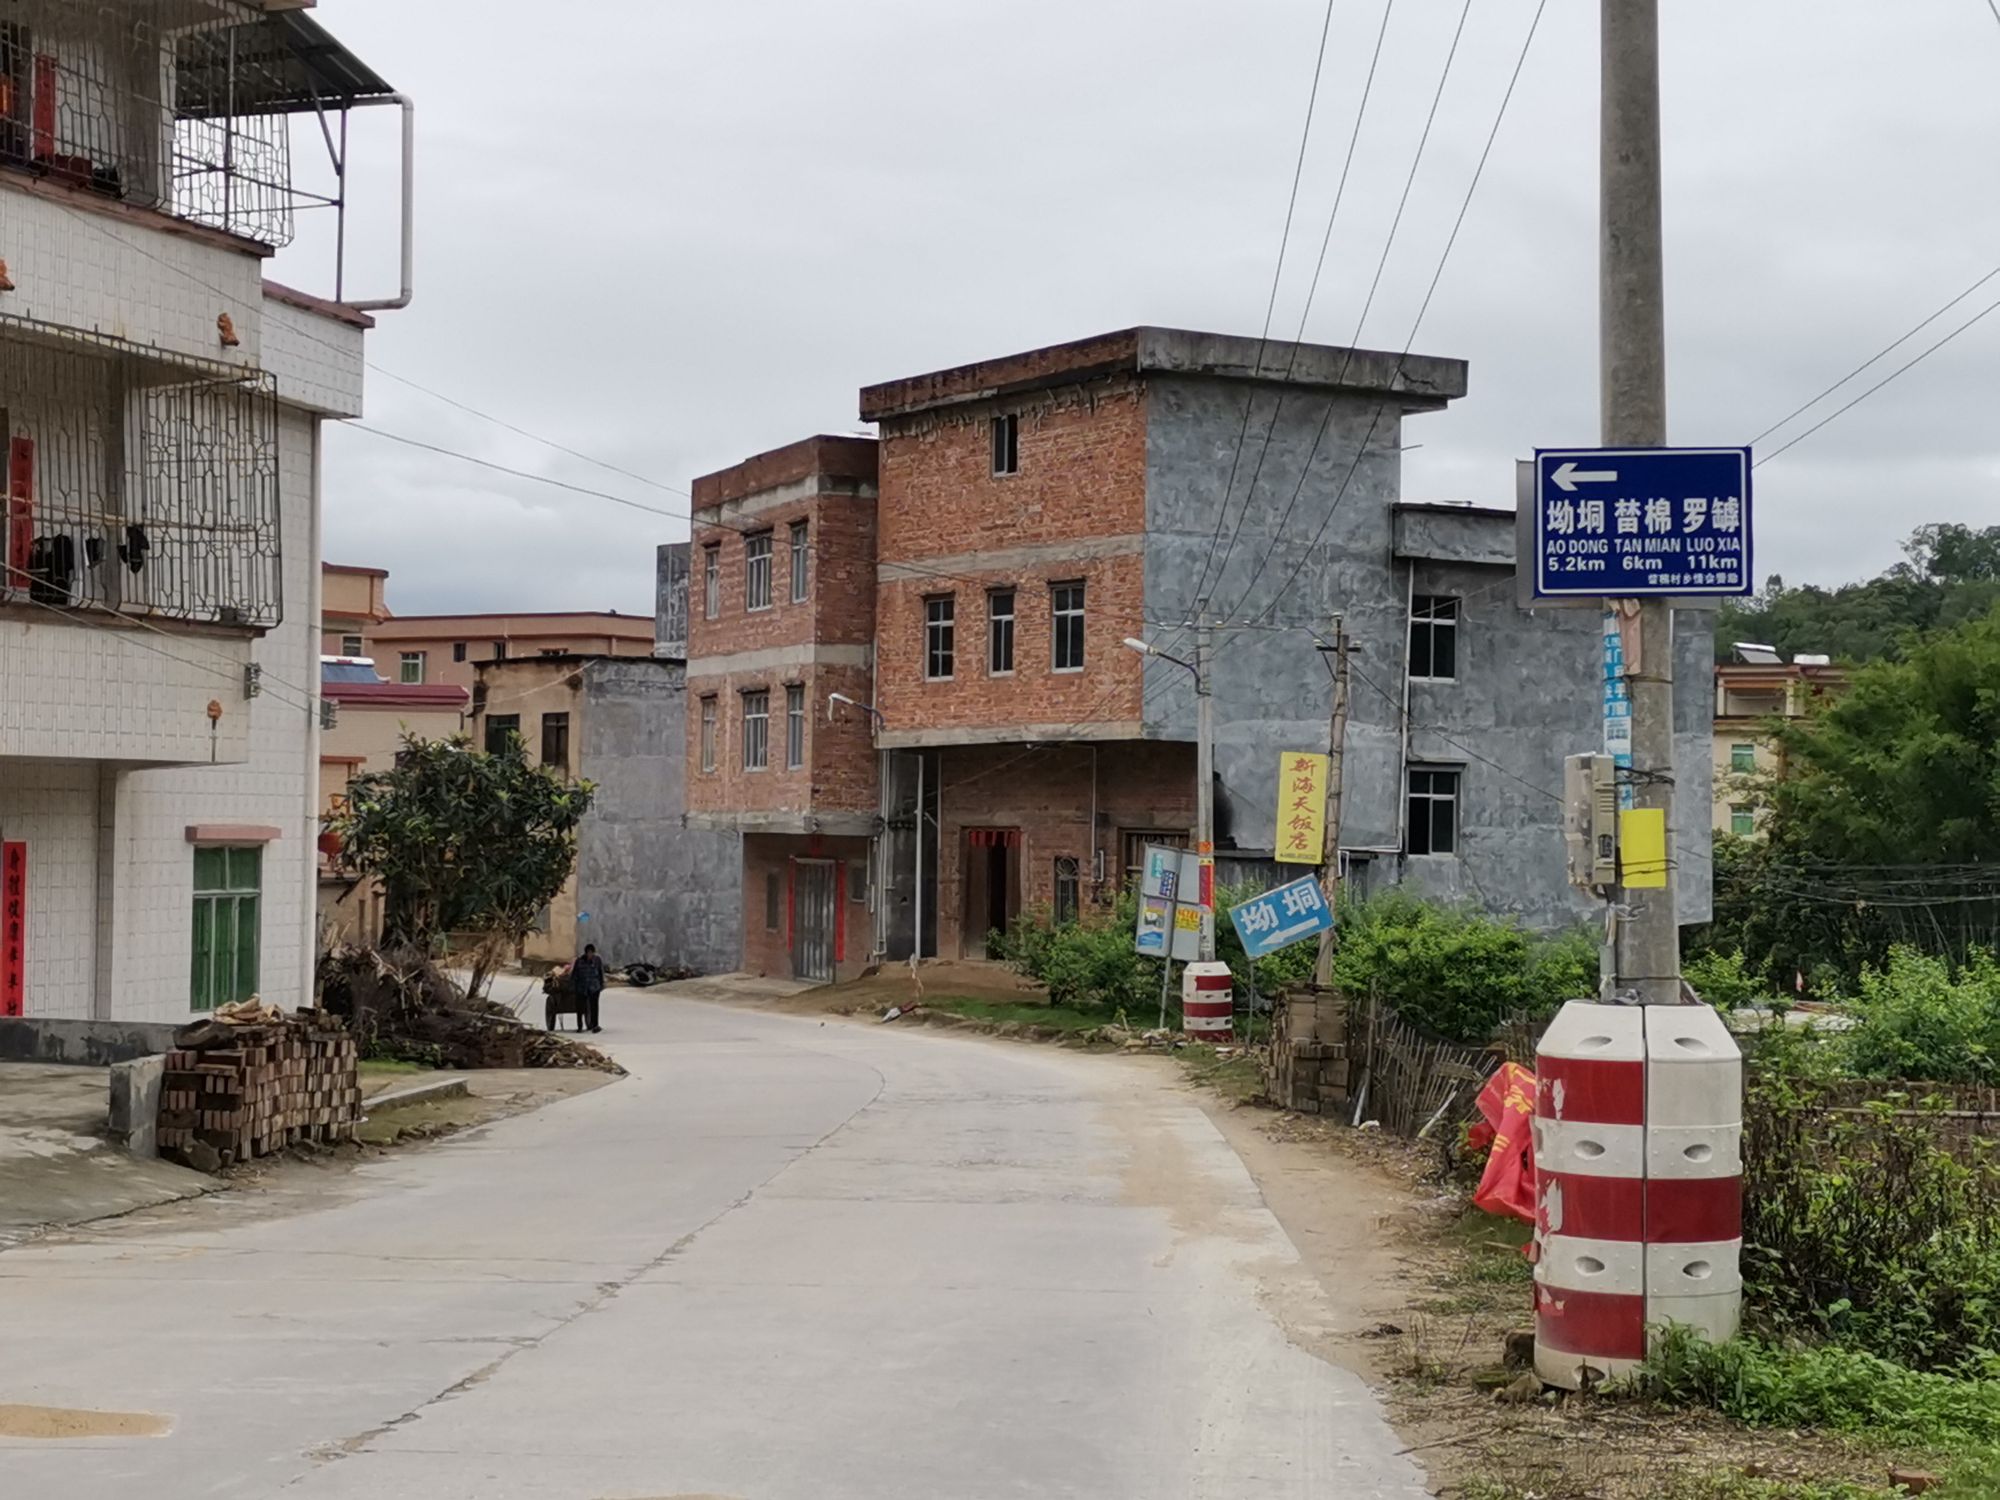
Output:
1472,1061,1537,1223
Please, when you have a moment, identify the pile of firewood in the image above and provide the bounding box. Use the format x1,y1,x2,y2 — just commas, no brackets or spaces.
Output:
158,1001,361,1171
1263,988,1353,1116
317,944,623,1075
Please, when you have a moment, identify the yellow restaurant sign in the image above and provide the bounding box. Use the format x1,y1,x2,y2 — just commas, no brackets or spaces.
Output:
1275,751,1328,865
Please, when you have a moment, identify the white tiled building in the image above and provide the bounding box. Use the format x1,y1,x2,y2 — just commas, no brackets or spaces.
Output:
0,1,404,1022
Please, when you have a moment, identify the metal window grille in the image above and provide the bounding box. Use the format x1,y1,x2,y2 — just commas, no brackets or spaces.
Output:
785,682,804,769
1406,766,1460,856
789,520,808,602
924,594,954,680
698,695,716,773
1052,581,1085,671
1,315,281,626
741,689,768,770
988,588,1014,674
1054,856,1080,925
1409,595,1459,680
0,1,311,247
744,533,772,611
190,843,259,1011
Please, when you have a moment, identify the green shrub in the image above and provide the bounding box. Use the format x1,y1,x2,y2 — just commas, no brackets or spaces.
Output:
993,890,1157,1014
1325,891,1595,1043
1685,948,1769,1010
1644,1326,2000,1449
1837,947,2000,1085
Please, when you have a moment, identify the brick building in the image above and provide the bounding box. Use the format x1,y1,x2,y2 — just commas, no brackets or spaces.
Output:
684,437,880,982
689,327,1715,982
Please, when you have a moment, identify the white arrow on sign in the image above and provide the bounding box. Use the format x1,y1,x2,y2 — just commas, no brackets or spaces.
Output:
1551,461,1619,492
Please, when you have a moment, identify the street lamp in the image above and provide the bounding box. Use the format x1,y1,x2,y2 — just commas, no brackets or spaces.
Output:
1124,629,1215,960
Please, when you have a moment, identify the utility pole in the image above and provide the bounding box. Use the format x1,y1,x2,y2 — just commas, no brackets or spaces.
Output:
1314,615,1349,987
1602,0,1679,1004
1194,620,1216,962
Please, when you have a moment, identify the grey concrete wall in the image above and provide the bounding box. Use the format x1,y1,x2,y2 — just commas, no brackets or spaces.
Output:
1139,376,1714,932
575,658,742,973
108,1055,164,1157
0,1017,179,1065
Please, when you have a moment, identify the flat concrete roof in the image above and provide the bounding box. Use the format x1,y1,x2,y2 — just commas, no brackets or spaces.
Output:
859,326,1467,422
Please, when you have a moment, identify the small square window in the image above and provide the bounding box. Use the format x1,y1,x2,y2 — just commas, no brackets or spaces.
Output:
540,711,570,771
484,714,521,754
925,595,955,680
1406,766,1461,856
339,634,363,657
452,641,467,663
991,413,1019,476
1409,595,1459,681
492,639,509,661
399,651,426,684
847,860,869,903
1730,804,1756,838
1730,742,1757,775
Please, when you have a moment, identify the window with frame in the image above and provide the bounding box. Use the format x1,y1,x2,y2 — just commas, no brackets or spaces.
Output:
1051,581,1085,672
988,589,1015,675
1730,804,1756,838
1408,595,1460,681
452,641,468,663
790,520,810,602
699,695,717,773
742,689,770,770
1730,742,1756,774
847,859,869,903
1053,856,1081,926
925,595,956,680
744,532,774,611
703,543,721,619
191,846,261,1013
540,712,570,771
492,640,509,661
1122,829,1188,885
991,413,1019,476
484,714,520,753
785,683,805,769
765,871,782,932
1406,766,1461,856
339,633,362,657
399,651,426,684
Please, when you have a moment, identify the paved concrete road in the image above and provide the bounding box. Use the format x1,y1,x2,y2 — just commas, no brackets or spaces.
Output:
0,994,1431,1499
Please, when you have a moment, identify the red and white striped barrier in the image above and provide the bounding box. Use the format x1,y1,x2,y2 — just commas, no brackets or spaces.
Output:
1531,1000,1742,1390
1181,961,1233,1041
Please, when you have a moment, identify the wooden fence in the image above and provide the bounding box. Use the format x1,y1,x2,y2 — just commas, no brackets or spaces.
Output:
1350,995,1508,1138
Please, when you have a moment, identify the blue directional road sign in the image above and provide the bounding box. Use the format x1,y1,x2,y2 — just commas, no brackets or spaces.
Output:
1531,447,1752,598
1227,875,1334,960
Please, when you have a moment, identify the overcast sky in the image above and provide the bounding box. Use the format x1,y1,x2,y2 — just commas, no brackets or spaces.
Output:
284,1,2000,619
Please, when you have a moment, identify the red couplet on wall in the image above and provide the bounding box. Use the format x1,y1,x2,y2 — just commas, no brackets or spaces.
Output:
1,841,25,1017
6,436,34,586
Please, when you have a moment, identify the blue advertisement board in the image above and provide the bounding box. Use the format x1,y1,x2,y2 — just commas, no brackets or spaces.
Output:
1532,447,1752,598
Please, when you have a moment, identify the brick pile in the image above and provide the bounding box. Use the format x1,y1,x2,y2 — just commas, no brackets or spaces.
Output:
1264,988,1352,1115
158,1010,360,1170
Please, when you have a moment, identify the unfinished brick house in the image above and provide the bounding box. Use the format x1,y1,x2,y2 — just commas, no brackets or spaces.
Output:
690,326,1715,982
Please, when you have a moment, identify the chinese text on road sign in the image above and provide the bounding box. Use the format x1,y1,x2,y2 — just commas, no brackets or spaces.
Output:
1227,875,1334,960
1275,751,1327,865
1532,447,1752,598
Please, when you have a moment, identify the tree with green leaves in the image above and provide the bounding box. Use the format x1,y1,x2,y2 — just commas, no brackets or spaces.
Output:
1697,605,2000,986
330,734,594,995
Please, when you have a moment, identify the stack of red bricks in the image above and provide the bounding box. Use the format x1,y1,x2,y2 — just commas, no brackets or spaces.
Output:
158,1015,360,1170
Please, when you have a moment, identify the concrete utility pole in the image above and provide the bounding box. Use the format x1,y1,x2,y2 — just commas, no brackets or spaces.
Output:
1195,621,1217,962
1314,616,1350,988
1602,0,1680,1004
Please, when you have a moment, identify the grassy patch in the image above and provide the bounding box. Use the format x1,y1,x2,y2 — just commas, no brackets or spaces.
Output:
1462,1474,1902,1500
920,997,1119,1033
1175,1043,1265,1104
358,1058,433,1078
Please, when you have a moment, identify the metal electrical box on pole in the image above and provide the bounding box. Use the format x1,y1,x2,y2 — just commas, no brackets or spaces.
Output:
1563,752,1620,895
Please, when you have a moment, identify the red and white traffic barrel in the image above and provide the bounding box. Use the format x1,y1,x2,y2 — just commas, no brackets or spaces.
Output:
1533,1002,1648,1389
1181,961,1233,1042
1642,1004,1743,1345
